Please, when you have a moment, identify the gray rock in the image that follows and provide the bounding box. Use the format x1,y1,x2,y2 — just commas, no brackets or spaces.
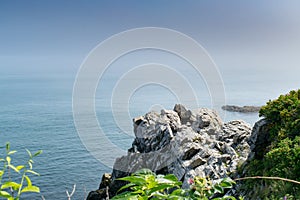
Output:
224,118,272,199
99,173,112,189
184,155,207,169
86,190,106,200
173,104,192,124
248,118,270,159
87,104,257,200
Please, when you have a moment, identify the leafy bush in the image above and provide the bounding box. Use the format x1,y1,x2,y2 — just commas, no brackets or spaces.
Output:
112,168,240,200
244,89,300,199
259,89,300,140
0,142,42,200
264,137,300,179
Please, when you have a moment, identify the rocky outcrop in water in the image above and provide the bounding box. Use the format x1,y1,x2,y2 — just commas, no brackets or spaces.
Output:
87,104,258,199
222,105,261,113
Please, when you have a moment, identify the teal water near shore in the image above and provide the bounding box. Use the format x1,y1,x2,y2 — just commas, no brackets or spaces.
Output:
0,72,298,199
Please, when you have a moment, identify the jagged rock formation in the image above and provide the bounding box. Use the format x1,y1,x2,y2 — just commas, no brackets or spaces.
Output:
227,118,271,199
247,118,270,160
87,104,256,199
222,105,261,113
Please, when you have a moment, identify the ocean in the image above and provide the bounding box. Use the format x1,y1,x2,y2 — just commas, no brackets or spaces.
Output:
0,67,299,199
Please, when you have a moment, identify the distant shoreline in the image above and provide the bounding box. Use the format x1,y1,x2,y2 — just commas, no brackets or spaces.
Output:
222,105,261,113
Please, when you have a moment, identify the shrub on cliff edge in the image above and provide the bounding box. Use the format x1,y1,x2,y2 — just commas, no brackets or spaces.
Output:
259,89,300,140
245,89,300,199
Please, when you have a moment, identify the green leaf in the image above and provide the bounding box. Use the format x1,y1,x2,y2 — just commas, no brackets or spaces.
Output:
0,170,4,177
7,164,20,173
25,175,32,186
33,150,42,157
170,188,187,196
212,196,237,200
7,150,17,155
118,182,136,192
149,183,177,194
111,191,139,199
157,176,181,186
1,181,21,190
6,142,10,152
28,162,33,170
163,174,179,182
220,180,233,188
134,168,154,176
131,189,145,196
0,190,12,198
223,178,235,184
151,191,168,199
6,156,11,164
16,165,25,171
117,176,146,185
26,149,32,158
25,170,40,176
213,185,224,194
21,185,40,193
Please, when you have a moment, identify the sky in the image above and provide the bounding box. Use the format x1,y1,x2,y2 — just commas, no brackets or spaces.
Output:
0,0,300,79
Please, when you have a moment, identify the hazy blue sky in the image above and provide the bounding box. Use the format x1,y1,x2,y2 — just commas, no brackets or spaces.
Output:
1,0,300,77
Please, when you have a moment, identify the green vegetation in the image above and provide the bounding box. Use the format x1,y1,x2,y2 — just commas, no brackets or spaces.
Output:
244,89,300,199
259,89,300,140
112,168,240,200
0,142,42,200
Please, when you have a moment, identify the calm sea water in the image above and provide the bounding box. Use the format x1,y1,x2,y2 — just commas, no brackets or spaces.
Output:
0,69,298,199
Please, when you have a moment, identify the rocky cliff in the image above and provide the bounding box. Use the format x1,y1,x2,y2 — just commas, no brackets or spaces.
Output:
87,104,264,200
